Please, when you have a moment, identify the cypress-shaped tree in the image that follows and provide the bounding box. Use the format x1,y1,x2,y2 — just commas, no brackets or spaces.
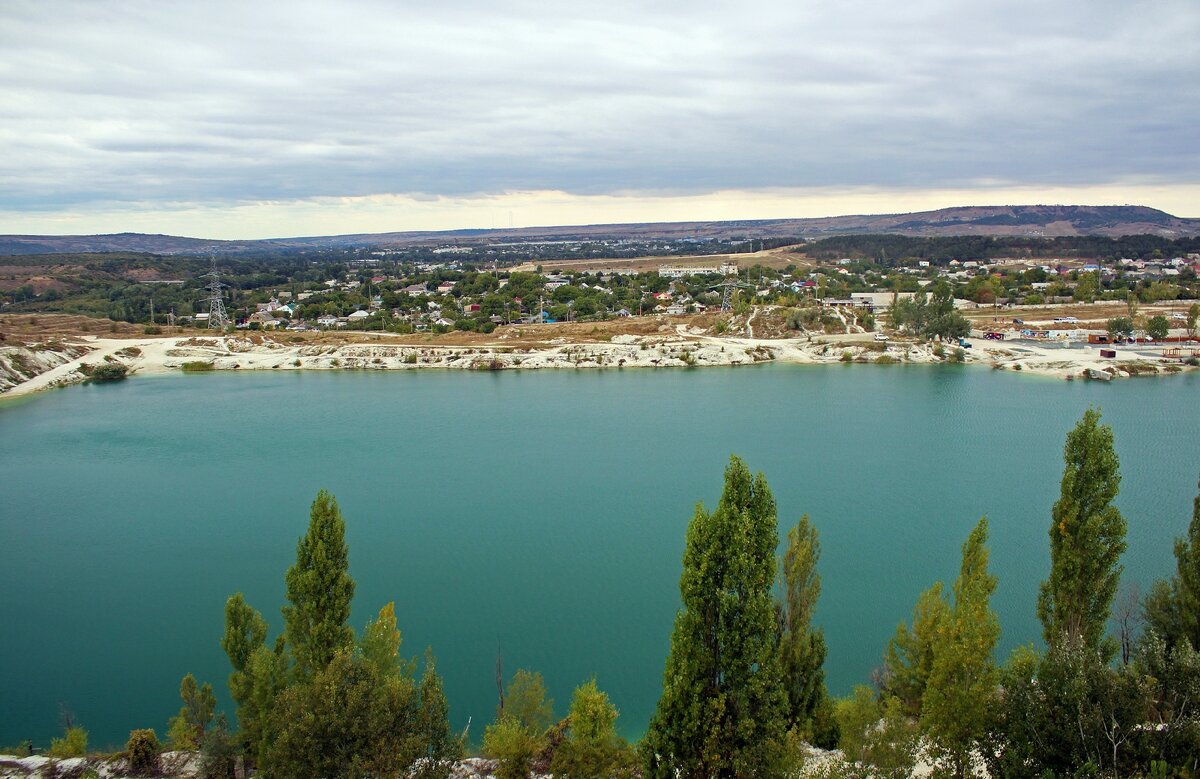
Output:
283,489,356,679
413,649,460,779
360,601,405,679
922,517,1000,778
1037,408,1126,658
1144,476,1200,650
1171,477,1200,648
221,593,267,757
883,582,949,717
778,515,833,746
642,455,788,779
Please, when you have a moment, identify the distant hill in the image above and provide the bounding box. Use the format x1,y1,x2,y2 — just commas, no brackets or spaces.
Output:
4,205,1198,255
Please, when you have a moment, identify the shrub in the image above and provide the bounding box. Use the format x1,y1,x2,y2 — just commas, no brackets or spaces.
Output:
181,361,214,372
1186,357,1199,367
404,352,419,364
875,354,897,365
143,325,163,335
2,740,33,757
48,726,87,758
932,342,945,358
87,363,128,382
126,729,160,775
950,348,966,363
549,680,638,779
840,350,854,362
199,716,238,779
483,716,544,779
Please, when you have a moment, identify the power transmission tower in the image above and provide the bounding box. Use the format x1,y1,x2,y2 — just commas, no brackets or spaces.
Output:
202,260,230,330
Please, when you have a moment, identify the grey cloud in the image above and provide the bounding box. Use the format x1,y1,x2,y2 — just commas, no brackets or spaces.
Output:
1,0,1197,211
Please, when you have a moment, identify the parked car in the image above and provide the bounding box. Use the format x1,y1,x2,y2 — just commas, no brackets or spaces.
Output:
873,332,888,342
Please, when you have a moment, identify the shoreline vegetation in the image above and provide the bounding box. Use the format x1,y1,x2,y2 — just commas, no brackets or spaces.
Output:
4,415,1200,778
2,305,1196,399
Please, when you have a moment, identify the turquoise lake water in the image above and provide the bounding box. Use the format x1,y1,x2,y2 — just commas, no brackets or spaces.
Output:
1,365,1198,748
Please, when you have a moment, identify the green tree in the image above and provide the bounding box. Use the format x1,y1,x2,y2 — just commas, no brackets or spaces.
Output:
1187,302,1199,340
1146,315,1170,341
221,593,268,760
482,716,543,779
199,714,239,779
1075,270,1099,303
47,726,87,758
484,670,554,779
243,639,291,769
778,515,834,746
499,669,554,733
361,602,406,680
921,518,1000,778
283,489,356,680
642,455,789,779
1037,408,1127,660
413,649,460,779
833,687,916,779
1107,316,1135,340
1132,631,1200,773
550,679,637,779
1144,477,1200,650
267,651,420,779
883,582,949,717
166,673,216,750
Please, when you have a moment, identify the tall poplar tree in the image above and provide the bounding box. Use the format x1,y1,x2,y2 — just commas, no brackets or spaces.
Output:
778,515,833,745
883,582,949,717
221,593,268,755
1167,478,1200,649
922,517,1000,778
1037,408,1126,658
1144,476,1200,649
642,456,788,779
283,489,356,680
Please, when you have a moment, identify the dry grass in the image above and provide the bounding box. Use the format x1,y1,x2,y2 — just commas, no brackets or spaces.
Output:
510,244,809,274
0,314,202,344
961,301,1187,329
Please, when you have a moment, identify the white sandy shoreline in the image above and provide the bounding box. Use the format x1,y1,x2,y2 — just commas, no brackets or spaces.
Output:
2,324,1194,401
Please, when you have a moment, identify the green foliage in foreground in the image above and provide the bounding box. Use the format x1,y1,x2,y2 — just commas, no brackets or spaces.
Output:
483,670,554,779
211,488,455,778
166,673,216,750
47,726,87,758
921,518,999,778
1038,408,1126,660
125,729,160,776
283,489,356,681
119,435,1195,779
549,679,638,779
779,515,837,748
642,455,789,779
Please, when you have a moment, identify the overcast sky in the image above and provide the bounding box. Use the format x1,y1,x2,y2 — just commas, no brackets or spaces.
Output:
2,0,1198,238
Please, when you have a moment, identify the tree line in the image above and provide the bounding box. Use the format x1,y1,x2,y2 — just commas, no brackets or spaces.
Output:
642,412,1200,778
29,411,1199,778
